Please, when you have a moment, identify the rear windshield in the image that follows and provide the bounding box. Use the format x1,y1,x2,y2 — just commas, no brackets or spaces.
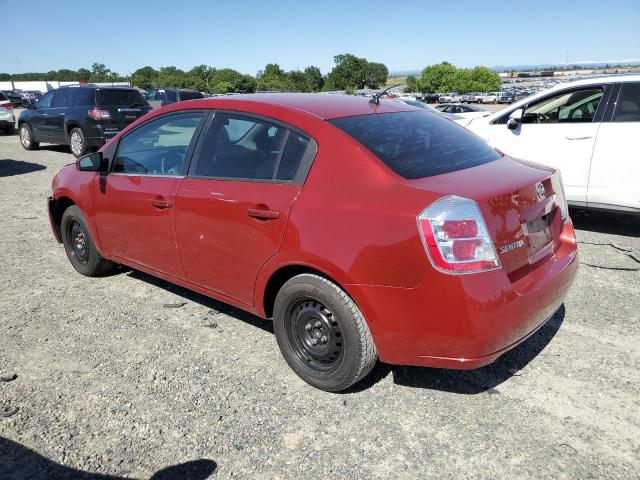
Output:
330,111,499,179
179,91,204,101
97,89,147,107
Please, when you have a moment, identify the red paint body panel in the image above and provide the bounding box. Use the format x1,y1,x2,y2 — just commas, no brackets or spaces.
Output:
49,94,579,371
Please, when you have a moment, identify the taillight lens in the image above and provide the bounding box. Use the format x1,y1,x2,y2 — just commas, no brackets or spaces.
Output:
88,108,110,120
418,195,500,274
0,101,12,110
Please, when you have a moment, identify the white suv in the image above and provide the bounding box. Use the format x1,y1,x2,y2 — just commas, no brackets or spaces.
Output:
465,75,640,214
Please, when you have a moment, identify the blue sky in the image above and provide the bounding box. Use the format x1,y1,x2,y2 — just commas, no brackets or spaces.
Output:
2,0,638,75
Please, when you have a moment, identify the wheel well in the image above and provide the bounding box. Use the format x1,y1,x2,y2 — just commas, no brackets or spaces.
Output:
66,123,80,136
52,196,75,238
262,265,345,319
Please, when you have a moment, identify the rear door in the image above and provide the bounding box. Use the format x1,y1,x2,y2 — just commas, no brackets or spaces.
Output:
94,111,206,277
175,111,315,305
587,82,640,211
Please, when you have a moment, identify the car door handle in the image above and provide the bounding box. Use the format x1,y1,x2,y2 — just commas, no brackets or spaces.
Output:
564,135,593,140
150,199,172,209
247,208,280,220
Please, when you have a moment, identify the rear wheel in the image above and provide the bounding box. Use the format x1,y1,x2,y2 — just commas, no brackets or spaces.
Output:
273,274,377,392
19,124,38,150
69,127,88,158
61,206,114,276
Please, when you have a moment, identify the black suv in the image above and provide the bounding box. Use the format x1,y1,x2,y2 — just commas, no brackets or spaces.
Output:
18,85,151,157
144,88,204,108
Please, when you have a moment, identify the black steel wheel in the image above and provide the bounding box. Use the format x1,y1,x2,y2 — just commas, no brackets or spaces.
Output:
60,205,114,276
273,274,377,392
285,298,344,374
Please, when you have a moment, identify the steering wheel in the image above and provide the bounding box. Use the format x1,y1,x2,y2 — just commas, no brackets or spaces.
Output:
159,150,184,175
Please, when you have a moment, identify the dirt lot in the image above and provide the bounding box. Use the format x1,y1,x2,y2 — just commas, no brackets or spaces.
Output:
0,132,639,479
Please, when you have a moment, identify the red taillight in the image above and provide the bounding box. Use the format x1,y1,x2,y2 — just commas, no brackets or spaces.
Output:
88,108,110,120
0,101,12,110
418,196,500,274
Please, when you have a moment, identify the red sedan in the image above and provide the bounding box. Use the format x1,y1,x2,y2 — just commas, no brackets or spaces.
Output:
48,94,578,391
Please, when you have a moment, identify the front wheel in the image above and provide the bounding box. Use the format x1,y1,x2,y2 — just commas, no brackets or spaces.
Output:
273,274,377,392
61,206,114,276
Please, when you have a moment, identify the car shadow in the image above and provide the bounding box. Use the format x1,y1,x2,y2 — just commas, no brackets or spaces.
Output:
125,269,274,334
348,305,566,394
37,144,74,154
0,436,217,479
0,159,46,177
121,267,564,394
570,208,640,237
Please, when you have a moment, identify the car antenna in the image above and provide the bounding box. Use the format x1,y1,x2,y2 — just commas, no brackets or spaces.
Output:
369,84,402,105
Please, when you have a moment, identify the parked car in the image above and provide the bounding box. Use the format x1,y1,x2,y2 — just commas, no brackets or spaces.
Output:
481,92,500,104
22,90,43,105
0,104,15,134
18,85,151,157
438,92,455,103
461,93,477,103
0,91,13,110
394,98,464,121
145,88,204,108
422,93,441,104
48,94,578,391
465,75,640,214
497,92,516,104
0,90,25,107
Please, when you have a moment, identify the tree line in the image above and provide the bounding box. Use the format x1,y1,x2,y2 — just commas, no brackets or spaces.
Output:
405,62,502,93
0,54,389,94
1,58,502,95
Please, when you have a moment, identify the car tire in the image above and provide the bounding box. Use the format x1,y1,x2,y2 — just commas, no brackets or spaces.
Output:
69,127,88,158
19,124,39,150
273,273,377,392
61,205,114,277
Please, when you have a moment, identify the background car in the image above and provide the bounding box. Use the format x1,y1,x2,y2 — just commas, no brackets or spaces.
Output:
144,88,204,108
18,85,151,157
48,94,577,392
0,104,15,134
0,91,13,110
0,90,25,107
465,75,640,214
436,103,487,114
481,92,500,104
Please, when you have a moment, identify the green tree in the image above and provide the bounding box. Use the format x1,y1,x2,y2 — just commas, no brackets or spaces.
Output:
325,53,368,90
54,69,77,81
404,75,418,93
364,62,388,88
131,66,158,90
303,66,324,92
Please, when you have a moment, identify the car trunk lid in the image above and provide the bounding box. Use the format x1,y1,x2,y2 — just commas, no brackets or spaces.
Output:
408,156,567,279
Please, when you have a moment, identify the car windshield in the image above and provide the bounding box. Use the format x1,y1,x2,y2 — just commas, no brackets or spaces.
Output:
97,89,147,106
330,111,499,179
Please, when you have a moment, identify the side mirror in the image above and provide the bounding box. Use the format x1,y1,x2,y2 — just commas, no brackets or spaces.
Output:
76,152,108,173
507,108,523,130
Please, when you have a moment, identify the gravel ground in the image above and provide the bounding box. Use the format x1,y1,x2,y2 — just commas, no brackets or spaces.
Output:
0,132,639,479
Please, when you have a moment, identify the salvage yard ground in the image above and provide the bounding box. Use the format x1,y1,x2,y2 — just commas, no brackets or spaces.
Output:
0,133,639,479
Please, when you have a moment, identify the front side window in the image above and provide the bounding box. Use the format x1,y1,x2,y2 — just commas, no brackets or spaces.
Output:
612,83,640,122
194,113,288,180
330,111,500,179
523,87,603,124
36,92,53,109
113,112,203,175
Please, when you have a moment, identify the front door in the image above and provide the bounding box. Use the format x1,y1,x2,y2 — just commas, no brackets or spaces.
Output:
30,91,54,141
487,85,606,204
93,111,205,278
175,111,314,305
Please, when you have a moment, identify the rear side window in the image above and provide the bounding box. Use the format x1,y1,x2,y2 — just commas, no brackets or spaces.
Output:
70,88,95,107
330,111,499,179
194,113,287,180
0,92,7,100
97,89,147,107
113,113,203,175
277,132,310,181
612,83,640,122
179,91,204,101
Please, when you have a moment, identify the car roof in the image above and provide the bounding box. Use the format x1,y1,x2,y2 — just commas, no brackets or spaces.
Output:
190,93,414,120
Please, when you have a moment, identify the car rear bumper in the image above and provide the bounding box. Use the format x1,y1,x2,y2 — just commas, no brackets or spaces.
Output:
349,221,578,369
